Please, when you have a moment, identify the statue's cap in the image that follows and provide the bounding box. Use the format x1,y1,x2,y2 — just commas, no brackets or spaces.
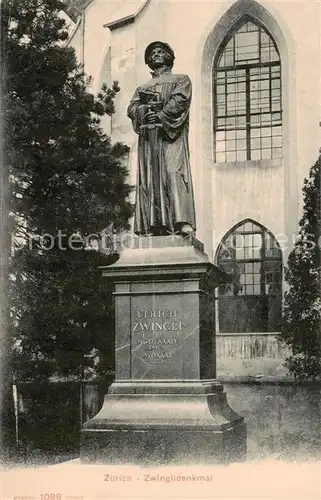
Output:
144,41,175,64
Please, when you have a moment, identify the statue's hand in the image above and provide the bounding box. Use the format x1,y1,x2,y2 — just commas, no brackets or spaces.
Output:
149,100,164,112
145,111,159,124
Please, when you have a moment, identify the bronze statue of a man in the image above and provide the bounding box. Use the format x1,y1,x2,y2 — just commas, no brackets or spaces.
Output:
127,41,196,236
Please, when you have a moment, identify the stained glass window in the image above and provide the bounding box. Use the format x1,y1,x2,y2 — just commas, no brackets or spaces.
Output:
214,20,282,163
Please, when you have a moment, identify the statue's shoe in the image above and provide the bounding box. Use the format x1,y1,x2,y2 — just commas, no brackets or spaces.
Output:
180,224,195,236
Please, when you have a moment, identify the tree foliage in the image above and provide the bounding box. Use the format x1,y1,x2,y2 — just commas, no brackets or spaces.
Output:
280,155,321,380
4,0,133,382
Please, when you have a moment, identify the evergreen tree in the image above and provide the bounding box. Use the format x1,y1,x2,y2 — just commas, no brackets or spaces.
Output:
280,155,321,380
4,0,133,382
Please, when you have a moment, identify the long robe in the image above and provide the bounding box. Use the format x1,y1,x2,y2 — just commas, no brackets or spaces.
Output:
127,70,196,235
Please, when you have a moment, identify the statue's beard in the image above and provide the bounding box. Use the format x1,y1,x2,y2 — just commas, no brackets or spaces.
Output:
149,60,166,69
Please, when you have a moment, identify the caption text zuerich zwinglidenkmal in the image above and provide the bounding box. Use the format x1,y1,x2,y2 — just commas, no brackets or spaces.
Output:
104,473,214,483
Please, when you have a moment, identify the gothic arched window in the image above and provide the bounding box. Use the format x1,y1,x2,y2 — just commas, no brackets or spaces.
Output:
214,18,282,163
216,220,282,333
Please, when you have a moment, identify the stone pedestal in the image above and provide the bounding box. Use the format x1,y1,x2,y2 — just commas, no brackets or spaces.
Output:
80,235,246,464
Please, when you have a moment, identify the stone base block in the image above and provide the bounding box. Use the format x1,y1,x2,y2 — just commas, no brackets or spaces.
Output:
81,425,246,465
80,387,247,465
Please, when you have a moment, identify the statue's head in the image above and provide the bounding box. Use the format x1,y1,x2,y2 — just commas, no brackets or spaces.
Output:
145,41,175,70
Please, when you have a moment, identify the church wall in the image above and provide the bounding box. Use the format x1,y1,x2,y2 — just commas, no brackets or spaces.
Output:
69,0,320,256
148,0,319,378
66,2,116,137
83,0,319,262
108,24,136,145
67,0,115,90
294,2,320,213
148,0,321,261
67,18,83,64
81,1,113,93
67,0,320,379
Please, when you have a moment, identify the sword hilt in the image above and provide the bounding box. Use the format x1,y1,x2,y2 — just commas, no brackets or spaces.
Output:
139,123,163,131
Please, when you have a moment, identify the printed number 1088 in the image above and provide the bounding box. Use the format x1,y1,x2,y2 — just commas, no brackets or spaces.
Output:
41,495,61,500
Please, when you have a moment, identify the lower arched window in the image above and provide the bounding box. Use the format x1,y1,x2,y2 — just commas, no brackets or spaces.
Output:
216,219,282,333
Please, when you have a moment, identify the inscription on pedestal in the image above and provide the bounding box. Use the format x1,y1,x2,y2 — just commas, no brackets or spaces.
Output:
134,309,181,365
131,296,199,379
